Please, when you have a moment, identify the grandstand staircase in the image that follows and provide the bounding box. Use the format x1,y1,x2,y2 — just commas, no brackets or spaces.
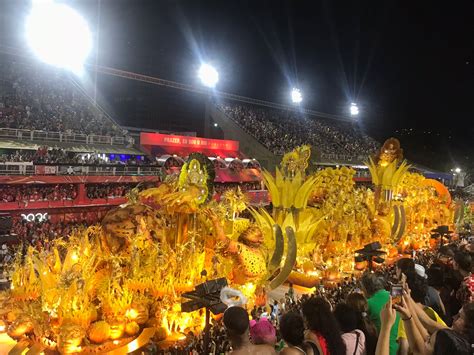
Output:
205,103,279,170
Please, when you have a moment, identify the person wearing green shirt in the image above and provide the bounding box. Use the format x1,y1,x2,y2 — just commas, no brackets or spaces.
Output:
361,272,400,355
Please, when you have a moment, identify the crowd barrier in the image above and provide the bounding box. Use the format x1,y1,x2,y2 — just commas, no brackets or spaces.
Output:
0,128,133,146
0,163,160,176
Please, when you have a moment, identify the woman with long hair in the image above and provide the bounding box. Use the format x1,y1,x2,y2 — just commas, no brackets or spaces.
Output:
302,297,346,355
334,303,366,355
279,312,317,355
346,292,378,355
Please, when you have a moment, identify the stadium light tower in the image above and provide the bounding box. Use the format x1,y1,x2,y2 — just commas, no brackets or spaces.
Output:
350,102,359,116
25,1,92,75
198,63,219,88
291,88,303,104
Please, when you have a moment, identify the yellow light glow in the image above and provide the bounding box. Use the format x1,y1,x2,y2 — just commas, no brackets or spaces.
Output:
0,325,5,332
113,340,119,345
126,308,138,320
71,252,78,261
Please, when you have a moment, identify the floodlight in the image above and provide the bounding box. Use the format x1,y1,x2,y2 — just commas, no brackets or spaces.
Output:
25,1,92,74
350,103,359,116
198,63,219,88
454,167,461,173
213,123,218,127
291,88,303,104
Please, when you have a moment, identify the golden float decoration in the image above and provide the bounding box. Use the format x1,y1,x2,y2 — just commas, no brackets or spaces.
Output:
0,139,454,353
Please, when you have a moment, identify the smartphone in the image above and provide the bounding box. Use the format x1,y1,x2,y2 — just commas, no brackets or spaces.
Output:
391,284,403,305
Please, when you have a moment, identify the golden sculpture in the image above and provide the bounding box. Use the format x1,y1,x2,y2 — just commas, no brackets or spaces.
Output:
0,142,455,353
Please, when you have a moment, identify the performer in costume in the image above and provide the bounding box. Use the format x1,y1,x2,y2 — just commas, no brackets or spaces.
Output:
205,209,267,284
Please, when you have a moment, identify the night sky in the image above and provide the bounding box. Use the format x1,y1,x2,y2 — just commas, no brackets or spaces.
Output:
1,0,473,170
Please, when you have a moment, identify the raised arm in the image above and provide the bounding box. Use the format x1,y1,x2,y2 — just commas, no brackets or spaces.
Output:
393,296,426,355
203,209,238,254
376,297,396,355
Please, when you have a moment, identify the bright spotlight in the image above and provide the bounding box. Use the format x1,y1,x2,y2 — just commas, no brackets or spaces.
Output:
213,123,218,127
291,88,303,104
25,1,92,74
198,63,219,88
350,102,359,116
454,167,461,173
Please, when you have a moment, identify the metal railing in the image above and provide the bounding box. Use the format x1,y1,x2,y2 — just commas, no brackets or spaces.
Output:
0,163,34,175
0,128,132,146
0,162,160,176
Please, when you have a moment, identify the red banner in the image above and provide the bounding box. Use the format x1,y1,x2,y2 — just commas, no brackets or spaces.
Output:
35,165,58,175
141,133,239,152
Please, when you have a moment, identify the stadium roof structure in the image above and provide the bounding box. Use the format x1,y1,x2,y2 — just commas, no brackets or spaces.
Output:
410,163,453,181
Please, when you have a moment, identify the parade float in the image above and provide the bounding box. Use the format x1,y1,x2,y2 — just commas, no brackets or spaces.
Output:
0,139,455,353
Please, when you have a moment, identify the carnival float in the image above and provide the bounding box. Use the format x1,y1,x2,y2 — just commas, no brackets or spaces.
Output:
0,139,455,353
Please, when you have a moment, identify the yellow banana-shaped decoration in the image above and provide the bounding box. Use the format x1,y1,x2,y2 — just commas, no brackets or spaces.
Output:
294,176,317,209
262,170,281,207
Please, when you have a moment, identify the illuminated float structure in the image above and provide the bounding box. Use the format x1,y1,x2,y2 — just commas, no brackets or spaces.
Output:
0,139,455,353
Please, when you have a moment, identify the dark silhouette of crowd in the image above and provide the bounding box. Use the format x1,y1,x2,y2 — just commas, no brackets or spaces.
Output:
0,58,124,136
217,103,379,159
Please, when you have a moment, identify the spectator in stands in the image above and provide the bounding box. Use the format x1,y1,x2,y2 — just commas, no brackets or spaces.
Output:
346,292,378,355
249,317,277,347
414,264,446,319
0,148,156,167
395,258,416,280
223,306,276,354
0,58,123,136
0,184,77,202
453,251,474,305
333,303,366,355
361,272,400,355
279,312,317,355
217,102,379,159
302,296,346,355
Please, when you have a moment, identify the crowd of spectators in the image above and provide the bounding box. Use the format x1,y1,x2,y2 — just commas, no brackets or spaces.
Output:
0,184,77,202
86,182,154,199
217,102,379,158
11,218,89,247
0,183,152,202
0,147,156,166
0,58,124,137
151,237,474,354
